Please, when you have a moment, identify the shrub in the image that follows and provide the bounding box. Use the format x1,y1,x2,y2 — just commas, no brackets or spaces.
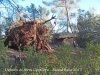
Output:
0,40,100,75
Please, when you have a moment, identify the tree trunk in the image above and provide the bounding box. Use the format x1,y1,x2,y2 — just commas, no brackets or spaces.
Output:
65,0,73,33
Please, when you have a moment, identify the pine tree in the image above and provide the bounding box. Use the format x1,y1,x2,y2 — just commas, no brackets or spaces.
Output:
43,0,81,33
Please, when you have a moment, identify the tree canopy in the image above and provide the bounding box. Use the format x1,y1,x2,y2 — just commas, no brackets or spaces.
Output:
0,0,54,37
43,0,81,33
77,9,100,47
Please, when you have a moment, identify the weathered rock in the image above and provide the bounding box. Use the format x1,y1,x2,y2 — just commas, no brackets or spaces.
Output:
52,32,78,47
53,33,77,39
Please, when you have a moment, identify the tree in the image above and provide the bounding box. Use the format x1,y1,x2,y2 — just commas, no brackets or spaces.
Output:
0,0,54,38
0,0,20,32
77,9,100,33
0,0,28,35
26,3,38,20
36,6,55,41
0,25,2,38
25,4,53,34
77,9,100,47
0,0,19,17
43,0,81,33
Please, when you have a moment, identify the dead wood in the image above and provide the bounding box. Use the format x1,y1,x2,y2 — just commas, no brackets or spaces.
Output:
41,15,56,25
4,17,55,52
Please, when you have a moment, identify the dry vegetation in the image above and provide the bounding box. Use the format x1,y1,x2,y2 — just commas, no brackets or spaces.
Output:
0,10,100,75
4,15,56,54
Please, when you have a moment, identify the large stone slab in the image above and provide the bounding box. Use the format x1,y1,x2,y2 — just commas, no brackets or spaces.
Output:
53,33,77,39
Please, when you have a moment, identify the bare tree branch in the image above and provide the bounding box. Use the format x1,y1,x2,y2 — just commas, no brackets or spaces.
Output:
41,14,56,24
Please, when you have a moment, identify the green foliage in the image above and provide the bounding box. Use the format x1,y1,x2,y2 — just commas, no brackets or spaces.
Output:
77,9,100,32
0,25,2,38
43,0,81,33
0,39,100,75
77,9,100,47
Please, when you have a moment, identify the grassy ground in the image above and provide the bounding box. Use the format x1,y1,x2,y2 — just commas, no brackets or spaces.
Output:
0,39,100,75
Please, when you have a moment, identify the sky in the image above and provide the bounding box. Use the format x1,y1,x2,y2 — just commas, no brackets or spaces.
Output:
79,0,100,14
1,0,100,33
19,0,100,14
5,0,100,33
